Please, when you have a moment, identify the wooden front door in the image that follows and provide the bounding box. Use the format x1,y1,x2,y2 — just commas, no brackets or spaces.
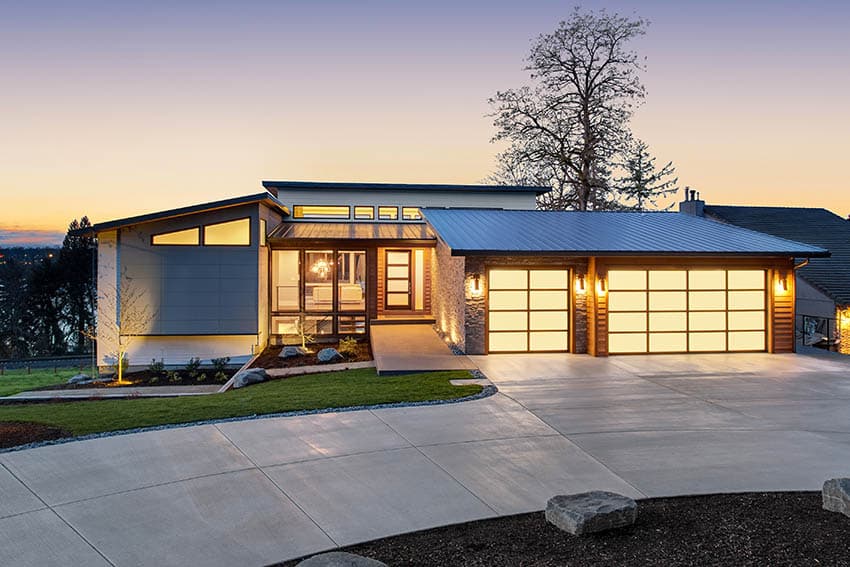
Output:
385,250,412,309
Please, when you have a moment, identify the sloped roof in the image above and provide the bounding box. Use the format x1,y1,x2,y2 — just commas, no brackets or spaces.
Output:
421,208,829,258
268,222,434,241
262,180,550,194
705,205,850,305
86,193,289,234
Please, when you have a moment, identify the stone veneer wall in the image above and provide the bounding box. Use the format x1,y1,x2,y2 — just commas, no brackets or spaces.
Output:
463,256,589,355
431,238,467,350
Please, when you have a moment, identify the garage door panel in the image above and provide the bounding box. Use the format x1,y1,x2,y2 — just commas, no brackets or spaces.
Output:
609,333,647,353
689,332,727,351
489,291,527,310
728,311,765,331
609,270,646,290
689,291,726,310
530,311,569,331
489,332,528,352
728,270,765,289
688,271,726,289
609,312,647,332
649,270,686,289
489,312,527,331
649,333,687,353
530,332,569,351
649,312,687,332
608,291,647,311
648,291,687,311
729,331,765,351
689,311,726,331
729,291,765,310
530,290,568,310
530,270,568,289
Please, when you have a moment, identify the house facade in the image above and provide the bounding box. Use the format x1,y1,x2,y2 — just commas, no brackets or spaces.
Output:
88,182,828,367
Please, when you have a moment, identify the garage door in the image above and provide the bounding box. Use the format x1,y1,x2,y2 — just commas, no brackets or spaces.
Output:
487,269,570,352
607,269,766,354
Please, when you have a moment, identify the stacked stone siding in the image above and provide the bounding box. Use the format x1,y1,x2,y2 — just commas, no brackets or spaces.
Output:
431,238,466,350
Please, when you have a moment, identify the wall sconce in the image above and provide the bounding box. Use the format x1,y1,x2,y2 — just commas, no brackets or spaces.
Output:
576,274,586,294
596,276,606,296
776,272,789,294
471,273,482,297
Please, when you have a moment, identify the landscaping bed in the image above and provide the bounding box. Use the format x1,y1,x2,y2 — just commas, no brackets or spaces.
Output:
280,492,850,567
0,421,71,448
0,368,481,448
253,340,372,370
34,368,238,390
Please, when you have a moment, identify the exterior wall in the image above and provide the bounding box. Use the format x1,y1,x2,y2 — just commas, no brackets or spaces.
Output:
257,204,284,352
96,230,119,367
125,335,257,369
431,238,466,349
276,188,537,214
796,277,836,322
462,255,589,355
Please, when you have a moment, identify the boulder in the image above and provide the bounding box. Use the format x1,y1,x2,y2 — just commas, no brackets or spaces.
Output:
231,368,269,389
297,552,387,567
67,374,90,384
280,346,309,359
545,491,637,535
317,348,344,364
823,478,850,517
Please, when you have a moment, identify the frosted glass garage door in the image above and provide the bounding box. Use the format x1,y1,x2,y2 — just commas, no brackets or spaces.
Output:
607,269,766,354
488,269,569,352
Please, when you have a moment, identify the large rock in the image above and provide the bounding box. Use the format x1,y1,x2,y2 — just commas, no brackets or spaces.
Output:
280,346,309,359
67,374,90,384
823,478,850,517
297,552,387,567
545,491,637,535
317,348,344,363
231,368,269,389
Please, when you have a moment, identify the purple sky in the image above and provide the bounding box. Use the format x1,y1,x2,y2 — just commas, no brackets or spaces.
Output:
2,0,849,245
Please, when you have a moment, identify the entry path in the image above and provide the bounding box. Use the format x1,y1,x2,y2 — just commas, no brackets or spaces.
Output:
3,352,850,566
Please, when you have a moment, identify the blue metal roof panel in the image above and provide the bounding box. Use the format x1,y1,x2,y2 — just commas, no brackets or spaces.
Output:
421,209,830,257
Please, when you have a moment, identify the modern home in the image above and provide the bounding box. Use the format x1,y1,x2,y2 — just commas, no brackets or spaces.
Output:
86,181,828,367
679,195,850,352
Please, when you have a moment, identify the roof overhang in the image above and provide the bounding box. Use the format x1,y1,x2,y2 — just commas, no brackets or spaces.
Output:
267,222,436,246
262,180,551,195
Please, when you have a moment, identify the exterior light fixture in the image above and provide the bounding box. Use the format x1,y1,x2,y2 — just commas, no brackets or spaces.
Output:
471,273,482,297
576,274,586,294
776,273,789,294
596,276,606,296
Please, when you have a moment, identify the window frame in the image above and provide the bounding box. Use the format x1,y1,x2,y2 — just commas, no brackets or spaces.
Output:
378,206,399,220
150,226,201,246
292,205,351,220
354,206,375,220
202,217,252,247
402,207,422,220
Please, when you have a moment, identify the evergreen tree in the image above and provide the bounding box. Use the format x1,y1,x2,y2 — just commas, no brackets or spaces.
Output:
615,139,679,210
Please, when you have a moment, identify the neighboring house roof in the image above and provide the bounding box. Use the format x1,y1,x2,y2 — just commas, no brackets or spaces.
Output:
268,222,434,241
83,193,289,234
421,208,830,257
705,205,850,306
262,180,550,195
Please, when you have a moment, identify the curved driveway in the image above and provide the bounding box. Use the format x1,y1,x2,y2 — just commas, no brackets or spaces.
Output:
3,352,850,566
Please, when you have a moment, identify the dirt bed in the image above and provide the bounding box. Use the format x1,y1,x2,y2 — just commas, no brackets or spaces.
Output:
252,341,372,370
279,492,850,567
0,421,71,448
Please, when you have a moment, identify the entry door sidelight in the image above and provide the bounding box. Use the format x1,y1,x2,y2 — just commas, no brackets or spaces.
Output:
385,250,412,309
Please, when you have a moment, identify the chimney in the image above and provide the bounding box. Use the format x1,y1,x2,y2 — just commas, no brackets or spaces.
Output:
679,186,705,217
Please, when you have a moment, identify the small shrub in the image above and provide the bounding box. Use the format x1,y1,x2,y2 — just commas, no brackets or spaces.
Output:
149,376,160,385
211,356,230,373
167,371,181,384
338,336,359,358
148,358,165,376
184,357,201,378
214,371,229,384
196,373,207,383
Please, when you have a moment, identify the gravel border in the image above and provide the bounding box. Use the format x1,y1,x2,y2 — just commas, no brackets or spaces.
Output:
0,384,497,454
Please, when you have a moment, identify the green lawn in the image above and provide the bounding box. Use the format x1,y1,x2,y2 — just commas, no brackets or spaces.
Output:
0,368,481,438
0,367,84,396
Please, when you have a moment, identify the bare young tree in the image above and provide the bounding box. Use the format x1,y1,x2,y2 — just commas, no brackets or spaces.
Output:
614,138,679,210
82,274,155,384
489,8,654,210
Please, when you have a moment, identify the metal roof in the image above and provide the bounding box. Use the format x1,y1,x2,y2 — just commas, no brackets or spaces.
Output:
421,208,830,257
262,180,550,195
706,205,850,305
86,193,289,234
268,222,434,241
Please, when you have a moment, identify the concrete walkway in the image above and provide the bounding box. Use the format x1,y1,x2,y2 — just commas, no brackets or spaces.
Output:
369,323,477,374
3,352,850,566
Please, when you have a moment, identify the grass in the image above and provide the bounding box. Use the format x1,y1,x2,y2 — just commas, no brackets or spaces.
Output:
0,367,85,396
0,368,481,438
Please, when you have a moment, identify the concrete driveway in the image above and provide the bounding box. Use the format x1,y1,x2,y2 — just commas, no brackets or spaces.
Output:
3,352,850,566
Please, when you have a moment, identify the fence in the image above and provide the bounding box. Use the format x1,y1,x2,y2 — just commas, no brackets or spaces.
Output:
0,354,94,373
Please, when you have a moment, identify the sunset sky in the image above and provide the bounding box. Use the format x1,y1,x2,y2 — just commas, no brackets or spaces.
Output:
2,0,849,246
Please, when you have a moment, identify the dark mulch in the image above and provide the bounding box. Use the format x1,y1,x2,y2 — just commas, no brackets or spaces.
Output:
252,341,372,370
277,492,850,567
0,421,71,448
34,369,237,390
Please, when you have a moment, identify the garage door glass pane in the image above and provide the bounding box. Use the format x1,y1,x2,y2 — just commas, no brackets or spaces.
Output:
608,291,647,311
530,270,568,289
530,332,568,351
530,311,569,331
609,312,647,332
728,270,765,289
609,333,648,353
608,270,646,290
649,312,687,332
689,332,726,351
650,333,687,353
728,291,764,310
689,271,725,289
729,331,765,351
490,270,528,290
489,332,528,352
489,312,528,331
649,291,687,311
489,291,528,310
649,271,686,290
387,266,408,279
530,290,568,310
689,291,726,310
728,311,765,331
689,311,726,331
